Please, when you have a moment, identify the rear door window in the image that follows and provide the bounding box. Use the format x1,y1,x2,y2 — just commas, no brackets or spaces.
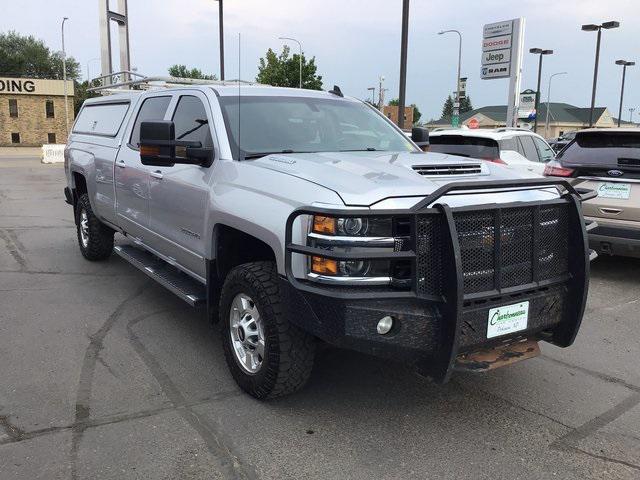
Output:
429,135,500,159
533,137,555,162
129,96,172,148
73,102,130,137
518,135,541,162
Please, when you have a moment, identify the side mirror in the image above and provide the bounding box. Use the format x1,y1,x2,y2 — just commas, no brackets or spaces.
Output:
411,127,429,151
139,120,214,167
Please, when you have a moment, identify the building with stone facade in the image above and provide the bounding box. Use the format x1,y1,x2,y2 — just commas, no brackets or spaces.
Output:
0,77,75,147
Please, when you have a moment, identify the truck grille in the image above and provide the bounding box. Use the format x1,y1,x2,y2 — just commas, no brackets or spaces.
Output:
416,203,570,296
454,204,569,293
413,164,483,176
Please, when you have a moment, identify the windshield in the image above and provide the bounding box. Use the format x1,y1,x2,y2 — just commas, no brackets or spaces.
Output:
428,135,500,160
218,95,416,159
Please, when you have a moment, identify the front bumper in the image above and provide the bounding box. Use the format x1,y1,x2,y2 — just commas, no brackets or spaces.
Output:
285,178,591,382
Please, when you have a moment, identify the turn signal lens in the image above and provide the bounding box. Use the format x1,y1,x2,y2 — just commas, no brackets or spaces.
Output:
140,145,160,156
312,215,336,235
483,157,507,165
311,256,338,275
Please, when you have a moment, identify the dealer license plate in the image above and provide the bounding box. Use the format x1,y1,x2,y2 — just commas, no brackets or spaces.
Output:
487,301,529,339
598,182,631,200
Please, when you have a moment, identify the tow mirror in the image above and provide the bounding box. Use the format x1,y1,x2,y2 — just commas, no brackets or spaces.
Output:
139,120,214,167
411,127,429,151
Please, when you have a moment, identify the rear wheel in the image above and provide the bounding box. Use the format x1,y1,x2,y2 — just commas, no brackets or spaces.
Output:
220,261,315,399
76,193,114,261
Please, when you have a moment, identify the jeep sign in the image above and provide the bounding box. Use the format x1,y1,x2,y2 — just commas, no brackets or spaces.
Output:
482,49,511,65
481,18,525,127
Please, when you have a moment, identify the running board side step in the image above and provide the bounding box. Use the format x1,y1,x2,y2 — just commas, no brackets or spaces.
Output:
114,244,206,307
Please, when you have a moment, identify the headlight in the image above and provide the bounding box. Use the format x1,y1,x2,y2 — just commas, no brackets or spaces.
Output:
312,215,392,237
306,215,408,286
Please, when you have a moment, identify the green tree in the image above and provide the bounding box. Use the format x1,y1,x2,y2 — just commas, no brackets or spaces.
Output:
388,98,422,124
168,64,217,80
73,79,102,115
442,95,454,118
0,31,80,79
460,96,473,113
256,46,323,90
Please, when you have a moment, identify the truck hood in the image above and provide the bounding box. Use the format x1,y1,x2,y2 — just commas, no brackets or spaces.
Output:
251,151,539,206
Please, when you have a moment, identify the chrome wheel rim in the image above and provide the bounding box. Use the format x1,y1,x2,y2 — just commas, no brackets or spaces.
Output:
229,293,265,374
79,210,89,248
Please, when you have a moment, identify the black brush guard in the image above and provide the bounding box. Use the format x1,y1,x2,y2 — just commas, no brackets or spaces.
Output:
285,178,591,382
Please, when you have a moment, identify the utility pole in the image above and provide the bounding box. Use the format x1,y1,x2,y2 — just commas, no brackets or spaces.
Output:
61,17,69,136
397,0,410,129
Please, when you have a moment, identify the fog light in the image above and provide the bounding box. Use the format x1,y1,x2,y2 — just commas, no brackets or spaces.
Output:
377,316,394,335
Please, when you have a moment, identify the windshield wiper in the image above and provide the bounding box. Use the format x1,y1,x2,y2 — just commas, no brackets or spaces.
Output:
242,149,317,160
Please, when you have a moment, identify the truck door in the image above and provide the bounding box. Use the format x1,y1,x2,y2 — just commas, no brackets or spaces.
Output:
146,92,216,279
114,94,172,239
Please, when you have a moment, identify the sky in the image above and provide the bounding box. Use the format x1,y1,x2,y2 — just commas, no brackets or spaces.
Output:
2,0,640,123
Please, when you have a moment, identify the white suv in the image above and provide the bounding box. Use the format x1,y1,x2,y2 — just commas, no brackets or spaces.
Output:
428,128,556,175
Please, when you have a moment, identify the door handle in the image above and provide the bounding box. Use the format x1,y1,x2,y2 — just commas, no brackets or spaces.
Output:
116,160,126,168
150,170,163,180
599,207,622,215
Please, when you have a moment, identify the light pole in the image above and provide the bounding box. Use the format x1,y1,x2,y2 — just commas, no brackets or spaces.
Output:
438,29,462,128
213,0,224,80
615,59,634,127
630,107,636,124
278,37,302,88
367,87,376,104
544,72,567,139
529,48,553,133
61,17,69,136
582,21,620,127
397,0,410,129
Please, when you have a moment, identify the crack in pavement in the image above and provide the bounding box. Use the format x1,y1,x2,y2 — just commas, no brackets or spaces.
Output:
127,313,258,480
0,392,241,447
0,229,28,271
69,284,148,480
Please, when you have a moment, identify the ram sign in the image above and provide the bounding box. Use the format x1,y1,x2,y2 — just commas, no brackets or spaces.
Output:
480,19,519,81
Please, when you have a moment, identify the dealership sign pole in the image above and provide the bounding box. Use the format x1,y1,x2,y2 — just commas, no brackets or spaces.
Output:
481,18,525,127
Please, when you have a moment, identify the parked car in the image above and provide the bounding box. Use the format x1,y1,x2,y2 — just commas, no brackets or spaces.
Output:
64,81,593,399
544,128,640,258
548,130,577,154
428,128,556,175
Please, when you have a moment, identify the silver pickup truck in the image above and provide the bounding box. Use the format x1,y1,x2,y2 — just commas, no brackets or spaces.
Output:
64,81,593,399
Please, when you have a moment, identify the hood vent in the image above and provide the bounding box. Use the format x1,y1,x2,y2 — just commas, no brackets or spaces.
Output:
412,163,483,176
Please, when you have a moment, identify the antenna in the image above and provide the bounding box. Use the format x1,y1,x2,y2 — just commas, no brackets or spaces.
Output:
238,32,241,161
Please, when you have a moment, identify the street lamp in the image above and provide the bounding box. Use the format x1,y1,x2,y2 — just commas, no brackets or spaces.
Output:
367,87,376,104
278,36,302,88
438,29,462,128
61,17,69,136
630,107,636,124
615,59,635,127
529,48,553,133
544,72,568,139
213,0,224,80
582,21,620,127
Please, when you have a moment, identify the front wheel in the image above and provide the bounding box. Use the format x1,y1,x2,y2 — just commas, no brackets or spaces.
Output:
76,193,114,261
220,261,315,399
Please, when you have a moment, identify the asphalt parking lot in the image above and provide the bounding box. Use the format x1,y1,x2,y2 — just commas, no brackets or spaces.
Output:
0,157,639,480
